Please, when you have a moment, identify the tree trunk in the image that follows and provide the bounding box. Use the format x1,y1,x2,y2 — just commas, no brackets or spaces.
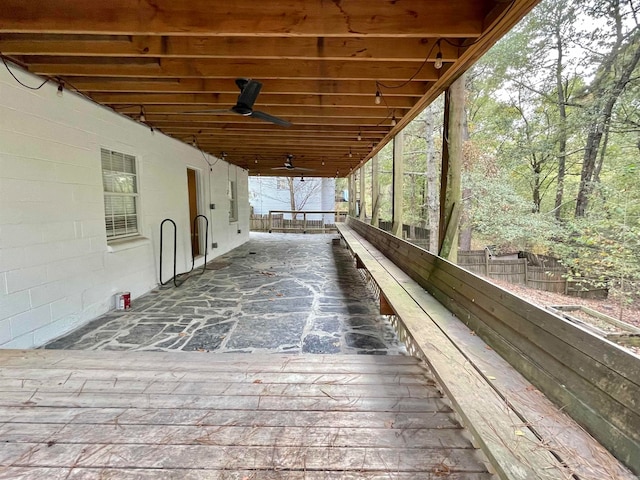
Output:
425,106,439,253
459,187,472,250
439,74,465,262
553,27,568,219
575,25,640,216
287,177,297,219
532,161,541,213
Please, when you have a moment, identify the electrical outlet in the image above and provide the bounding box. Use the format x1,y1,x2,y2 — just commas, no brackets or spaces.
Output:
212,242,218,248
210,203,215,210
237,229,242,234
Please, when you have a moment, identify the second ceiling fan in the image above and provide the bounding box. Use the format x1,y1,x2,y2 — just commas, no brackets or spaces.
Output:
271,154,315,172
183,78,291,127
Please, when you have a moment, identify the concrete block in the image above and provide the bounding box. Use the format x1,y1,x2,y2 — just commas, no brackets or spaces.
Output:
55,162,100,186
10,304,51,338
43,222,76,243
0,223,45,248
29,281,66,308
0,247,25,272
0,153,56,182
60,238,92,260
1,332,35,349
6,265,47,293
0,290,31,321
0,273,6,295
22,241,63,268
46,254,102,283
0,318,10,344
33,315,83,347
77,219,111,240
72,184,103,205
50,294,82,322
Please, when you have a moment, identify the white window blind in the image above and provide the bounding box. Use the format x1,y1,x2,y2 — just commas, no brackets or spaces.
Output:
101,148,139,239
228,180,238,222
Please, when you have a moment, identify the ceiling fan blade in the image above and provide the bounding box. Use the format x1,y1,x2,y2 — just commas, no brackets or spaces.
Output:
251,110,292,127
270,166,315,172
178,109,233,115
236,79,262,110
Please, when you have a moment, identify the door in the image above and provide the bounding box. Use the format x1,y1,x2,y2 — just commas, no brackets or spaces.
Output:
187,168,200,256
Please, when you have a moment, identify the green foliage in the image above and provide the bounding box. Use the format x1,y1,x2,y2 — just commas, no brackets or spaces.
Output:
552,214,640,300
463,167,561,252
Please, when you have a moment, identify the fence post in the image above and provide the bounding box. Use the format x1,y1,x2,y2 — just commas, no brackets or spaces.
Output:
268,211,272,233
523,258,528,286
303,212,307,233
484,248,490,277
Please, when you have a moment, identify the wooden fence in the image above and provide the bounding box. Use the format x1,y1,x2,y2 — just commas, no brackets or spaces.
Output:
458,250,607,298
250,211,346,233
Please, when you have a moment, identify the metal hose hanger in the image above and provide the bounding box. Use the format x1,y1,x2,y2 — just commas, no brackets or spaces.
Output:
159,215,210,288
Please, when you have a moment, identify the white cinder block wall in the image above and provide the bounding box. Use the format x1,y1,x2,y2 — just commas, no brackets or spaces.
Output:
0,65,250,348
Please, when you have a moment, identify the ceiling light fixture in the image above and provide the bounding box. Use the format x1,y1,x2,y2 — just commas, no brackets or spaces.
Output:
348,148,353,158
139,107,146,122
434,40,443,70
56,83,64,97
191,135,197,147
357,131,362,141
374,90,381,105
391,113,397,126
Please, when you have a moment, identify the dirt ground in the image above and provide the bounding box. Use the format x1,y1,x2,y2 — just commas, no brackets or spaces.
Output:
486,277,640,328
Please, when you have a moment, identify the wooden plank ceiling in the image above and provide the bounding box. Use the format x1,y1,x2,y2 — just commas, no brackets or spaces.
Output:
0,0,539,177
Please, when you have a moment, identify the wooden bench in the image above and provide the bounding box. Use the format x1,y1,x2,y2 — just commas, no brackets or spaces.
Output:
336,220,636,480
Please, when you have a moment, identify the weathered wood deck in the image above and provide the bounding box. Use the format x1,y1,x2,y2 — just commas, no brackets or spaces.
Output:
0,349,491,479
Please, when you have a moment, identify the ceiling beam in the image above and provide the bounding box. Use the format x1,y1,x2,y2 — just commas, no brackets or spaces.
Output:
1,34,463,62
97,93,418,108
61,78,430,96
126,107,405,119
28,57,442,81
0,1,487,37
146,116,395,126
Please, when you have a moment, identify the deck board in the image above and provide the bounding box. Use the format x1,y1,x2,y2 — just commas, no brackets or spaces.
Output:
0,350,490,478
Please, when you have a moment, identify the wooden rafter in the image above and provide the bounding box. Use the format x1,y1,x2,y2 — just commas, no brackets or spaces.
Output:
0,0,540,177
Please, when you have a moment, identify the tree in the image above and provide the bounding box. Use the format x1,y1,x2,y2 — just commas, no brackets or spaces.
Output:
575,0,640,216
287,177,322,218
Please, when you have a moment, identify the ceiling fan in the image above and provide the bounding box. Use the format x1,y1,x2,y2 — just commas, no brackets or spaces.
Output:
271,154,315,172
181,78,291,127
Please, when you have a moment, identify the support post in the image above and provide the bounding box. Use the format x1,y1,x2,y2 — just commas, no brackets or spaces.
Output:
438,74,465,262
348,173,356,217
391,130,404,237
359,165,366,220
371,154,380,227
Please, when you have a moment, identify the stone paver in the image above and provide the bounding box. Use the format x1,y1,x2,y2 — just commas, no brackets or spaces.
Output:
45,233,406,355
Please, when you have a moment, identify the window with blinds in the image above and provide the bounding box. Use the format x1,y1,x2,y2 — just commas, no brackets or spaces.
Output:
101,148,139,239
228,180,238,222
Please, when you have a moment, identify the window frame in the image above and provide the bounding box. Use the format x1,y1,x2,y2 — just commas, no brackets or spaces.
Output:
101,147,141,241
276,177,287,190
228,179,238,223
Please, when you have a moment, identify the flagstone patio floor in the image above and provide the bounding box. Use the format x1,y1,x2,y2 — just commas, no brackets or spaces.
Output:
45,233,406,355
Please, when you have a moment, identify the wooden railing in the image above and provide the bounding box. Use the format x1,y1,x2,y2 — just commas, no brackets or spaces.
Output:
345,216,640,475
251,210,347,233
